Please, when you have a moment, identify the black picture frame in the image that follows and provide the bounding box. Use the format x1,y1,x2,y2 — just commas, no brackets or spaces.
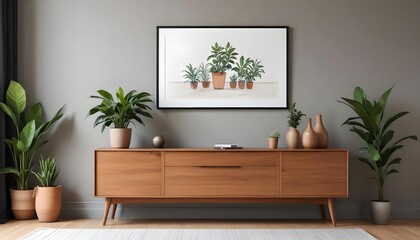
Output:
157,26,288,109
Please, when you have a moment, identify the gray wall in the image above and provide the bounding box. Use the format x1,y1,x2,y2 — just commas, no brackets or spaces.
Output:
18,0,420,219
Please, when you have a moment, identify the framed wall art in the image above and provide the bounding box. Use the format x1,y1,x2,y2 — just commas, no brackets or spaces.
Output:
157,26,288,109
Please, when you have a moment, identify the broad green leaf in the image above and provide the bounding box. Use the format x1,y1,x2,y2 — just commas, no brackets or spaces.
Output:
382,111,409,133
0,102,18,127
17,120,36,152
97,89,113,101
6,80,26,117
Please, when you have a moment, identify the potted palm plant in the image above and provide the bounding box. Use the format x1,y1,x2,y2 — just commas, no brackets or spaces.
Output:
232,55,251,89
197,62,211,88
286,102,306,149
32,156,61,222
0,80,64,219
207,42,238,89
182,63,200,89
87,86,153,148
245,59,265,89
339,86,417,224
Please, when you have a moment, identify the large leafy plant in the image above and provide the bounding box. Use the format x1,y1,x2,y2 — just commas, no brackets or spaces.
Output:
207,42,238,73
87,87,153,132
0,80,64,190
32,156,59,187
339,86,417,202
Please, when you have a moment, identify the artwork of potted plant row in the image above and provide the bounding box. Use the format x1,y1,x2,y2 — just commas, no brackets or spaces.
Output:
182,42,265,90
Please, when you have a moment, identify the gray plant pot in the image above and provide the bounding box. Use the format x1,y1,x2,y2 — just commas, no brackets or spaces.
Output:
370,201,391,225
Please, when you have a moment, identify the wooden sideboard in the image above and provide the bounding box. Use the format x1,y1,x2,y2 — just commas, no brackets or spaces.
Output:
94,148,348,226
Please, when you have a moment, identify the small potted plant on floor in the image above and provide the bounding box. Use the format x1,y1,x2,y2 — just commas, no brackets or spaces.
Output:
0,80,64,219
245,59,265,89
268,131,280,149
197,62,211,88
286,102,306,149
207,42,238,89
232,56,251,89
229,74,238,89
87,86,153,148
339,86,417,225
32,156,61,222
182,63,200,89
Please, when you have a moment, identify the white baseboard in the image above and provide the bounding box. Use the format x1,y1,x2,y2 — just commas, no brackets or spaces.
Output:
60,200,420,220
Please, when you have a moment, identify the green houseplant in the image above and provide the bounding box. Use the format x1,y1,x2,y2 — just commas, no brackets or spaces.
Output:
232,56,251,89
286,102,306,149
268,130,281,149
32,156,61,222
197,62,211,88
244,59,265,89
0,80,64,219
182,63,200,89
207,42,238,89
339,86,417,224
87,86,153,148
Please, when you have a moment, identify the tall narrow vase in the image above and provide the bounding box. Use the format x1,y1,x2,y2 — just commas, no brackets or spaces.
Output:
314,114,329,149
301,118,318,149
286,127,300,149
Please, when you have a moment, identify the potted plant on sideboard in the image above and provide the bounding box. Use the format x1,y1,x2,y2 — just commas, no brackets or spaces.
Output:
286,102,306,149
207,42,238,89
32,156,61,222
87,86,153,148
0,80,64,219
268,131,280,149
339,86,417,224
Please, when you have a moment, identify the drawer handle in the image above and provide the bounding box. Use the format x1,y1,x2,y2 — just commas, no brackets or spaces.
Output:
198,166,242,168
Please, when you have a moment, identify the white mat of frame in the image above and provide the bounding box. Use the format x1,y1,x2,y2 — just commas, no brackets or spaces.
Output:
19,228,377,240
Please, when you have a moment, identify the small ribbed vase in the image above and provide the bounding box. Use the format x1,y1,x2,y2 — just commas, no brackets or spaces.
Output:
301,118,318,149
313,114,329,149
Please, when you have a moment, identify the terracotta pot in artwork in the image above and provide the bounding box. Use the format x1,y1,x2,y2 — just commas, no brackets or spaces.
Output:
10,189,36,220
109,128,132,148
246,82,254,89
230,82,237,88
286,127,300,149
202,81,210,88
268,137,279,149
314,114,329,149
212,72,226,89
301,118,318,149
190,82,198,89
35,186,62,222
238,81,245,89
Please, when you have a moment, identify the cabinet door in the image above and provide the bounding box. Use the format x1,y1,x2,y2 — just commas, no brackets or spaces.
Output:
95,151,162,196
280,151,348,197
165,152,278,196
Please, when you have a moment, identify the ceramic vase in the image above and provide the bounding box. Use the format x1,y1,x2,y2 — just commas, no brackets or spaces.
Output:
301,118,318,149
35,186,62,222
152,135,165,148
286,127,300,149
313,114,329,149
10,189,36,220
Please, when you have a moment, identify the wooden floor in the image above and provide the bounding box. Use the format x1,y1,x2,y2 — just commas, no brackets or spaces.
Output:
0,219,419,240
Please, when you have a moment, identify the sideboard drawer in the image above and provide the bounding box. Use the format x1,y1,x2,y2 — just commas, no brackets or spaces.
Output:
95,151,162,196
165,152,277,167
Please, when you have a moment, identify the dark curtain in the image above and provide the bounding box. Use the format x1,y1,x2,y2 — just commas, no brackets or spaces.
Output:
0,0,18,223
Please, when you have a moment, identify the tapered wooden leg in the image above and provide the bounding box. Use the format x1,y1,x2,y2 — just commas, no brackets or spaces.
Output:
102,198,112,226
320,204,326,220
327,198,336,226
111,204,118,219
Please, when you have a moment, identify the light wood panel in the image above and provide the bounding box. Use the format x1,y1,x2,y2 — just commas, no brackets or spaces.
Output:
95,151,162,196
280,151,348,197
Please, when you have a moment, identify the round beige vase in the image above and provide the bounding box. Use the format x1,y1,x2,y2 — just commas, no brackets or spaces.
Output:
268,137,279,149
301,118,318,149
286,127,300,149
109,128,132,148
35,186,62,222
212,72,226,89
10,189,36,220
313,114,329,149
